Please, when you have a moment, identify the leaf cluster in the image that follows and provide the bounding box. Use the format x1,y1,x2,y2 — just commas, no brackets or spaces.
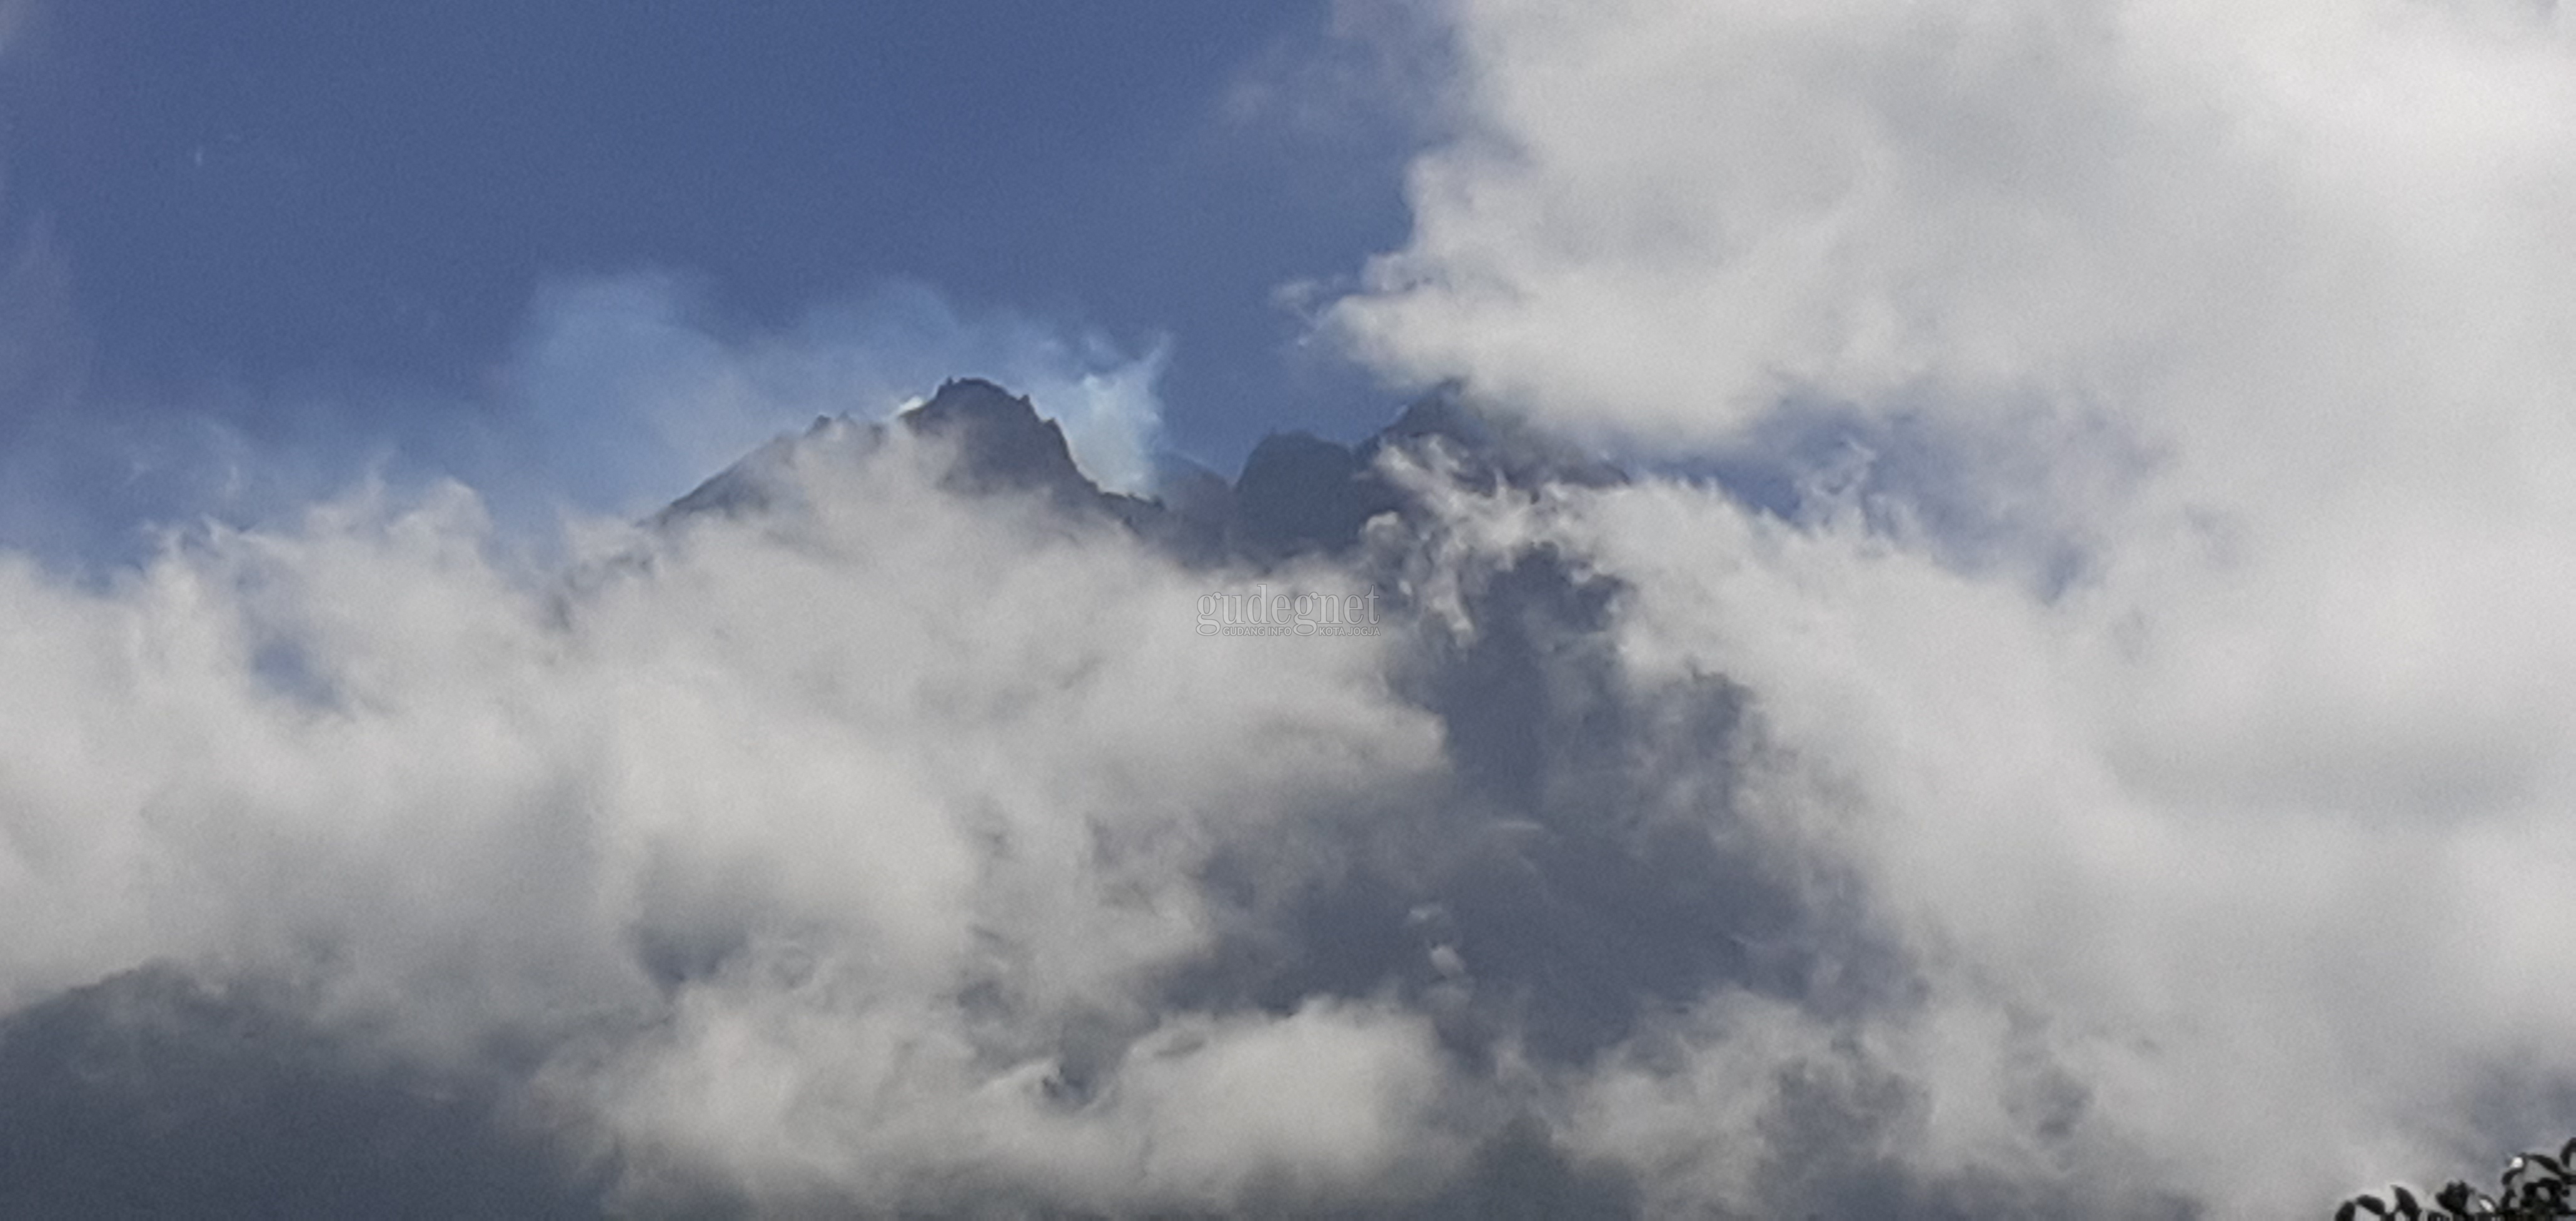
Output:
2339,1141,2576,1220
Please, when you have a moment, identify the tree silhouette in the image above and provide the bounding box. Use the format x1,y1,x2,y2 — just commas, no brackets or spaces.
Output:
2338,1141,2576,1220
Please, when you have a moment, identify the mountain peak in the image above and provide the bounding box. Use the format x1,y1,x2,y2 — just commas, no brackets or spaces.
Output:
1381,381,1486,448
906,378,1038,428
1232,431,1404,560
1368,386,1624,491
897,378,1096,504
656,378,1625,569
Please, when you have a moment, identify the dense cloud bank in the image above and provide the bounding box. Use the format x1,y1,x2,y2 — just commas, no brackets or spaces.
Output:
1325,0,2576,1213
0,376,2116,1217
0,366,2504,1220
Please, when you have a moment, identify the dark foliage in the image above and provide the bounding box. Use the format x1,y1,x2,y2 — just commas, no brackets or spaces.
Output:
2339,1140,2576,1220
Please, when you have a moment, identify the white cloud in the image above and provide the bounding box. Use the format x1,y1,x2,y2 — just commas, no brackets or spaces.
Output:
0,429,1451,1212
1331,0,2576,1209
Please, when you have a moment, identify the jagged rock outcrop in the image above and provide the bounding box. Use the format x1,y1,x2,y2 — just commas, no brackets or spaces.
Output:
658,378,1621,571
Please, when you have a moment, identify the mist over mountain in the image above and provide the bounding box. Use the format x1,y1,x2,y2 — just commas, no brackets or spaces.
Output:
12,1,2576,1217
0,377,2172,1219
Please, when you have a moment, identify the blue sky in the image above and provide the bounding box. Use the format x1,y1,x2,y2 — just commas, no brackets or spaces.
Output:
1,0,1421,552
